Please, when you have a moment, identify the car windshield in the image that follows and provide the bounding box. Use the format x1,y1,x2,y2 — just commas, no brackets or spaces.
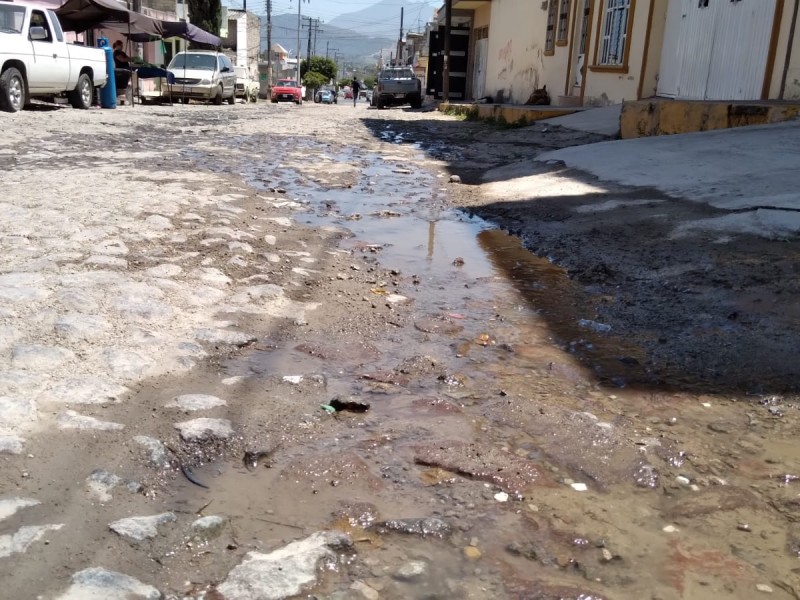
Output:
0,5,26,33
234,67,247,78
277,80,297,87
380,69,414,79
169,53,216,71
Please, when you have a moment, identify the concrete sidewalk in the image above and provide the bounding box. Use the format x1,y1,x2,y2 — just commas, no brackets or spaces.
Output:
543,104,622,138
537,120,800,238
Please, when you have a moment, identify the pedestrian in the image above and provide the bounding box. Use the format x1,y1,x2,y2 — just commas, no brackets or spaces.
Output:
112,40,130,69
351,77,360,107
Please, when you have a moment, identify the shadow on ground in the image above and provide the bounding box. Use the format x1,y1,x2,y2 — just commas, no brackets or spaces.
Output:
361,113,800,396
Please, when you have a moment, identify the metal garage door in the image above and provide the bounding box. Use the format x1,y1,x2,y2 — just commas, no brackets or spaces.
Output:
657,0,777,101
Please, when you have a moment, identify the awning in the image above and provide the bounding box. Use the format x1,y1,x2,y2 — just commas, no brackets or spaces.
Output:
56,0,161,34
101,17,221,46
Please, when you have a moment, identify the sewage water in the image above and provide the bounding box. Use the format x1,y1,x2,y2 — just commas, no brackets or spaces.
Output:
170,132,799,600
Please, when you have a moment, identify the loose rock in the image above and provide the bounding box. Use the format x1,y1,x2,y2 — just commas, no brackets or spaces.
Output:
56,567,161,600
109,512,177,541
174,418,234,442
57,410,124,431
165,394,227,411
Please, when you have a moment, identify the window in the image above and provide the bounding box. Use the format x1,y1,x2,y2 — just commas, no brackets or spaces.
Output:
29,10,53,42
598,0,630,66
544,0,558,54
556,0,572,45
47,9,63,42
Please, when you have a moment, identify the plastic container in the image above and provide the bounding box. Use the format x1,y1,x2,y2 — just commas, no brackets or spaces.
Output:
97,37,116,109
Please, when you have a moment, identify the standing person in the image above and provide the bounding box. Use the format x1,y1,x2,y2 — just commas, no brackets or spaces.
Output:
112,40,130,69
351,77,360,107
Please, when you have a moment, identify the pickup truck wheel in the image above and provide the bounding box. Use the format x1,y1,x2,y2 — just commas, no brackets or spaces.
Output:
376,96,385,109
68,73,93,110
0,67,25,113
410,94,422,109
213,86,223,105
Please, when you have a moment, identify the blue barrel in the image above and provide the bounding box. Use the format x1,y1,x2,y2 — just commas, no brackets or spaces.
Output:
97,37,116,109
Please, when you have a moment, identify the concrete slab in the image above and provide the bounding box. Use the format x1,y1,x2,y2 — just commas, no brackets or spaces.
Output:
537,121,800,238
542,105,622,138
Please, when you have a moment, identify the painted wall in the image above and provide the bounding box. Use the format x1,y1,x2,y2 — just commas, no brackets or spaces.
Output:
473,4,491,29
769,1,800,100
483,0,550,104
583,0,653,106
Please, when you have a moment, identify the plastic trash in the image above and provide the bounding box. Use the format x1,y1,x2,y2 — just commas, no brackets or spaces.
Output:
578,319,612,333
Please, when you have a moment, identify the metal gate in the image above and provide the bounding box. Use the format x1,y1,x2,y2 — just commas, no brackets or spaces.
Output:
657,0,777,100
427,25,470,100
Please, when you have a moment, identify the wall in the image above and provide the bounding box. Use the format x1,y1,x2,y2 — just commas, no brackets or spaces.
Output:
582,0,652,106
638,0,667,100
768,0,800,100
483,0,550,104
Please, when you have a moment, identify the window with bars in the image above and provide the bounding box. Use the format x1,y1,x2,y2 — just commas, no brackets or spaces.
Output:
556,0,571,44
599,0,631,66
544,0,558,53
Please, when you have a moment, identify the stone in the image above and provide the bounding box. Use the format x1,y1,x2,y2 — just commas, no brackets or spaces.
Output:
350,581,380,600
57,410,124,431
394,560,427,581
144,215,173,230
0,286,51,303
756,584,774,593
269,217,293,227
0,498,40,522
92,240,129,255
174,418,234,442
187,286,227,307
0,325,23,350
103,349,152,379
0,370,48,395
144,264,182,278
45,378,129,405
494,492,509,502
109,512,177,541
0,396,38,431
193,267,232,287
0,524,63,558
84,256,128,268
264,234,277,245
133,436,170,468
86,469,123,503
11,345,75,370
0,435,25,454
464,546,482,559
191,515,226,539
56,567,161,600
165,394,227,411
194,328,256,346
449,175,462,183
217,531,352,600
370,517,452,538
54,314,111,341
57,289,100,313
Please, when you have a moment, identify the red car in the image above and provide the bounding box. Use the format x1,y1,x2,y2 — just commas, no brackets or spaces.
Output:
271,79,302,104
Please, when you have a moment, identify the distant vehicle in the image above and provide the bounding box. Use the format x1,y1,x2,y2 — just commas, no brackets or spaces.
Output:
272,78,302,104
314,87,336,103
343,88,353,100
234,66,259,103
0,1,108,112
373,67,422,109
167,51,236,105
319,90,333,104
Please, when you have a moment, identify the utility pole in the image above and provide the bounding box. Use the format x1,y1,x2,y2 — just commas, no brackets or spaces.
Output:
303,15,313,68
265,0,272,95
295,0,304,88
313,19,322,57
396,7,404,66
442,0,451,102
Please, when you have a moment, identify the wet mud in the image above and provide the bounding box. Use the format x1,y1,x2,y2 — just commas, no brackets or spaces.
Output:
3,104,800,600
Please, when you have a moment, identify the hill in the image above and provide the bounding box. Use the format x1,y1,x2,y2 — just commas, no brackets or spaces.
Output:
328,0,438,37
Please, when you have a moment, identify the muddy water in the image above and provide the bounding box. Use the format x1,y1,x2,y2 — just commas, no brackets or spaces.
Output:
173,131,800,600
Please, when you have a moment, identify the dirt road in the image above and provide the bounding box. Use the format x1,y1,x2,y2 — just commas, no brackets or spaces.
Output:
1,100,798,600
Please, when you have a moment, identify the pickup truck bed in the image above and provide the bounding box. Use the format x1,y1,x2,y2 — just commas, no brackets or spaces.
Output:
0,1,108,112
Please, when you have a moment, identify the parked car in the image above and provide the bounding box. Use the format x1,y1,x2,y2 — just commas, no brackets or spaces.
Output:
0,1,108,112
166,51,236,105
373,67,422,109
234,66,258,102
314,87,336,104
271,78,302,104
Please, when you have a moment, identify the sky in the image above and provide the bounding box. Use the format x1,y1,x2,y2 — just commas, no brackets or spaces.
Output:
225,0,440,28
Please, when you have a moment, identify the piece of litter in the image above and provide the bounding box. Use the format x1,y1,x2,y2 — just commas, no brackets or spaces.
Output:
756,583,773,593
701,402,712,407
320,405,336,414
282,375,303,384
662,525,679,533
494,492,509,502
570,483,588,492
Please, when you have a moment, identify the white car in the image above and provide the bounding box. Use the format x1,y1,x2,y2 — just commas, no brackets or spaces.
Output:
0,1,108,112
166,51,236,105
234,66,258,103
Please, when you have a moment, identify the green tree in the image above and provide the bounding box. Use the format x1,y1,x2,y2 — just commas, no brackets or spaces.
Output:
300,57,337,82
363,75,376,89
303,71,328,92
187,0,222,43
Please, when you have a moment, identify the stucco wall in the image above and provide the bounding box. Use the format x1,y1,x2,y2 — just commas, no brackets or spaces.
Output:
582,0,652,106
769,1,800,100
638,0,667,100
473,4,491,29
483,0,550,104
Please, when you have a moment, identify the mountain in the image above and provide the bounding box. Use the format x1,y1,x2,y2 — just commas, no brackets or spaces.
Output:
328,0,438,37
261,13,395,65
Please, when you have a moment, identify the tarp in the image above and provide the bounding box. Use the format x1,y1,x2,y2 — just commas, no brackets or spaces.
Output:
112,19,220,46
56,0,161,34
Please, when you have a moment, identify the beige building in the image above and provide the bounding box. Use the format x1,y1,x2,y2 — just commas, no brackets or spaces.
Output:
448,0,800,106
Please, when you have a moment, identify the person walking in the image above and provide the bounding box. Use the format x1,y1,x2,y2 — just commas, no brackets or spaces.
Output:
351,77,360,107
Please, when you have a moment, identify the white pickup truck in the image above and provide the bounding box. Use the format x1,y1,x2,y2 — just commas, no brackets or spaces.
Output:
0,1,108,112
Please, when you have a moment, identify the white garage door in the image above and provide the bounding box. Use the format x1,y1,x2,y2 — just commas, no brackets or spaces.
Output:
657,0,776,101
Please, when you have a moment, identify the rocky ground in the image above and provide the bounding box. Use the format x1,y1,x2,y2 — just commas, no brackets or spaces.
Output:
1,99,799,600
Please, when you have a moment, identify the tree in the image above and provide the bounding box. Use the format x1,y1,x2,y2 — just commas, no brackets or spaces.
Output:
303,71,328,92
363,75,376,89
187,0,222,42
300,57,337,82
